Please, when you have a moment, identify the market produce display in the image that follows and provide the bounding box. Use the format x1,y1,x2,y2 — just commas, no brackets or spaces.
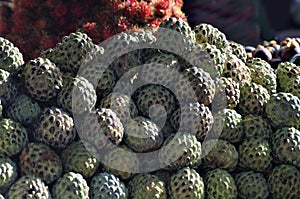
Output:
0,1,300,199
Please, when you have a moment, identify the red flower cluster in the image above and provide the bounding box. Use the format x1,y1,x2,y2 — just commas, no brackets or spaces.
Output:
0,0,186,60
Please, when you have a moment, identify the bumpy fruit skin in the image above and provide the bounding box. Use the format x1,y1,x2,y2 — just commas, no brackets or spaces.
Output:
159,132,202,170
0,68,17,103
158,17,196,54
276,61,300,92
45,32,98,74
268,164,300,199
246,57,277,94
0,118,28,157
0,156,18,194
238,82,270,116
235,171,269,199
23,57,63,102
242,114,272,139
103,145,139,180
211,109,243,143
34,107,76,149
271,127,300,168
129,173,167,199
265,92,300,129
124,116,163,152
228,41,247,63
169,167,205,199
214,77,240,109
79,108,124,149
5,94,41,126
238,138,273,172
0,37,24,73
90,172,128,199
7,175,51,199
100,92,139,125
202,139,238,171
57,76,96,115
194,23,229,52
285,75,300,98
61,141,100,178
52,172,89,199
222,53,252,87
204,169,237,199
181,66,216,106
133,84,176,119
19,142,62,184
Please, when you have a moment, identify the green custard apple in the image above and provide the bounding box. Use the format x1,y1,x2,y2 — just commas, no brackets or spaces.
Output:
52,172,89,199
61,141,100,179
268,164,300,199
23,57,63,102
271,127,300,168
169,167,205,199
0,37,24,73
205,168,237,199
238,137,273,172
228,40,247,63
0,68,17,103
265,92,300,129
33,107,76,149
0,156,18,194
202,139,238,171
129,173,167,199
0,118,28,157
124,116,163,152
235,171,269,199
170,102,213,142
158,132,202,170
19,142,62,184
7,175,51,199
90,172,128,199
5,94,41,126
242,114,272,139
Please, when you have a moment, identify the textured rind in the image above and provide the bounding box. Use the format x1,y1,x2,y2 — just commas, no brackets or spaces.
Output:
276,62,300,92
19,142,62,184
0,118,28,157
79,108,124,149
52,172,89,199
242,114,272,139
61,141,100,178
0,37,24,73
271,127,300,168
170,102,213,142
222,53,252,87
158,132,202,170
24,57,63,102
215,77,240,109
100,92,139,125
124,116,163,152
204,169,237,199
0,68,17,103
0,157,18,194
238,138,273,172
265,92,300,129
238,82,270,116
129,173,167,199
90,172,128,199
194,23,229,52
5,94,41,126
246,58,277,94
33,107,76,149
7,175,51,199
103,145,139,180
202,139,238,171
169,167,205,199
268,164,300,199
228,41,247,63
235,171,269,199
57,76,96,115
211,109,243,143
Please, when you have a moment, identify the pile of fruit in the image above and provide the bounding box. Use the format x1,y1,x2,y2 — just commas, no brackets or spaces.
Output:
0,15,300,199
0,0,186,60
